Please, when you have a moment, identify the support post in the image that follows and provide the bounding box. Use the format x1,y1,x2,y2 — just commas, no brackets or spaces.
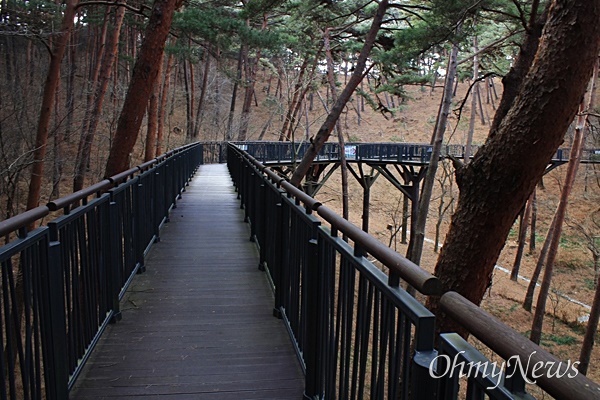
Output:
41,236,69,400
304,236,322,399
361,175,377,233
135,180,146,273
273,197,286,318
108,200,122,322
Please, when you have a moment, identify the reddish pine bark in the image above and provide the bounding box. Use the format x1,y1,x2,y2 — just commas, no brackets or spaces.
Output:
26,0,78,213
145,50,164,161
530,103,587,344
428,0,600,337
73,6,125,191
157,49,175,156
193,45,211,138
104,0,182,177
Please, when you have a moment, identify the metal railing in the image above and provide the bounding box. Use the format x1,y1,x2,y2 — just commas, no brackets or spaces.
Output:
228,142,600,400
229,143,439,399
0,142,204,400
235,141,600,165
1,139,598,400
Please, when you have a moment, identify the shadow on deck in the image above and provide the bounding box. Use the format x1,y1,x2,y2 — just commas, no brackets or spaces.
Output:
70,164,304,399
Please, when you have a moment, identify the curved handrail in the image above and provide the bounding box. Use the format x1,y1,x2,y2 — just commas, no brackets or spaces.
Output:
230,141,600,399
441,291,600,400
47,180,112,212
230,144,442,295
0,206,50,237
0,142,204,238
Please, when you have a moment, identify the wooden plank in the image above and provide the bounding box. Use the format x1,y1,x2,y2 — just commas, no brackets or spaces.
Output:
70,164,304,399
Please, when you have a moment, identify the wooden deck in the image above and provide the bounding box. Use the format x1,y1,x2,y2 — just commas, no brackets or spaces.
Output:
70,164,304,399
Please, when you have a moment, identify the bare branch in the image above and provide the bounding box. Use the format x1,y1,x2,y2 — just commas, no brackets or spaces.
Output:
452,72,496,124
457,29,525,65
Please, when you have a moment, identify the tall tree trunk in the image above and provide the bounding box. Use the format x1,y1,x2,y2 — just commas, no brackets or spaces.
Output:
279,57,309,141
237,39,252,141
238,14,267,141
530,118,586,344
524,213,559,313
157,49,175,155
511,192,533,281
104,0,183,177
489,5,546,134
285,54,320,141
212,46,222,135
145,49,164,161
65,29,78,142
406,42,459,266
80,7,110,137
324,27,349,222
183,58,195,142
193,46,211,138
73,6,125,191
26,0,78,213
290,0,388,186
530,57,598,344
428,1,600,337
226,48,243,141
464,35,479,162
529,187,537,253
51,79,63,200
579,275,600,375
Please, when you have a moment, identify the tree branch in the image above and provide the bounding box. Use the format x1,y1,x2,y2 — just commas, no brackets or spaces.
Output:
481,6,521,24
76,1,149,15
452,72,496,123
457,29,524,65
529,0,541,30
511,0,529,31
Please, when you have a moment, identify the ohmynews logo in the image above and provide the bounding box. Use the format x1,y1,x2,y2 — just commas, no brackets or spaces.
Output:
428,351,580,390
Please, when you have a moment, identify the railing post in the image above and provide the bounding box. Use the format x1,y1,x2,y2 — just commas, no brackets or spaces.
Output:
273,192,287,319
411,313,438,399
108,200,122,322
134,178,146,273
412,350,440,400
40,235,68,400
152,167,164,243
256,181,266,270
503,358,535,399
304,233,323,400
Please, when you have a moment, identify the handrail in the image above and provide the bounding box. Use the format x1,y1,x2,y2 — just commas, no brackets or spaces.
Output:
0,141,208,400
0,143,206,237
234,140,600,164
229,141,600,400
440,292,600,400
47,180,112,211
316,205,441,294
0,205,49,237
237,146,441,295
227,142,440,399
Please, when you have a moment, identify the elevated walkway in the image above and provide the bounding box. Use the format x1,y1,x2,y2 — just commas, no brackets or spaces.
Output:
70,164,304,399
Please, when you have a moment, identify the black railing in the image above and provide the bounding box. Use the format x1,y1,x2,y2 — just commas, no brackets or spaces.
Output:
228,142,600,400
1,139,598,400
235,141,600,165
0,142,204,400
